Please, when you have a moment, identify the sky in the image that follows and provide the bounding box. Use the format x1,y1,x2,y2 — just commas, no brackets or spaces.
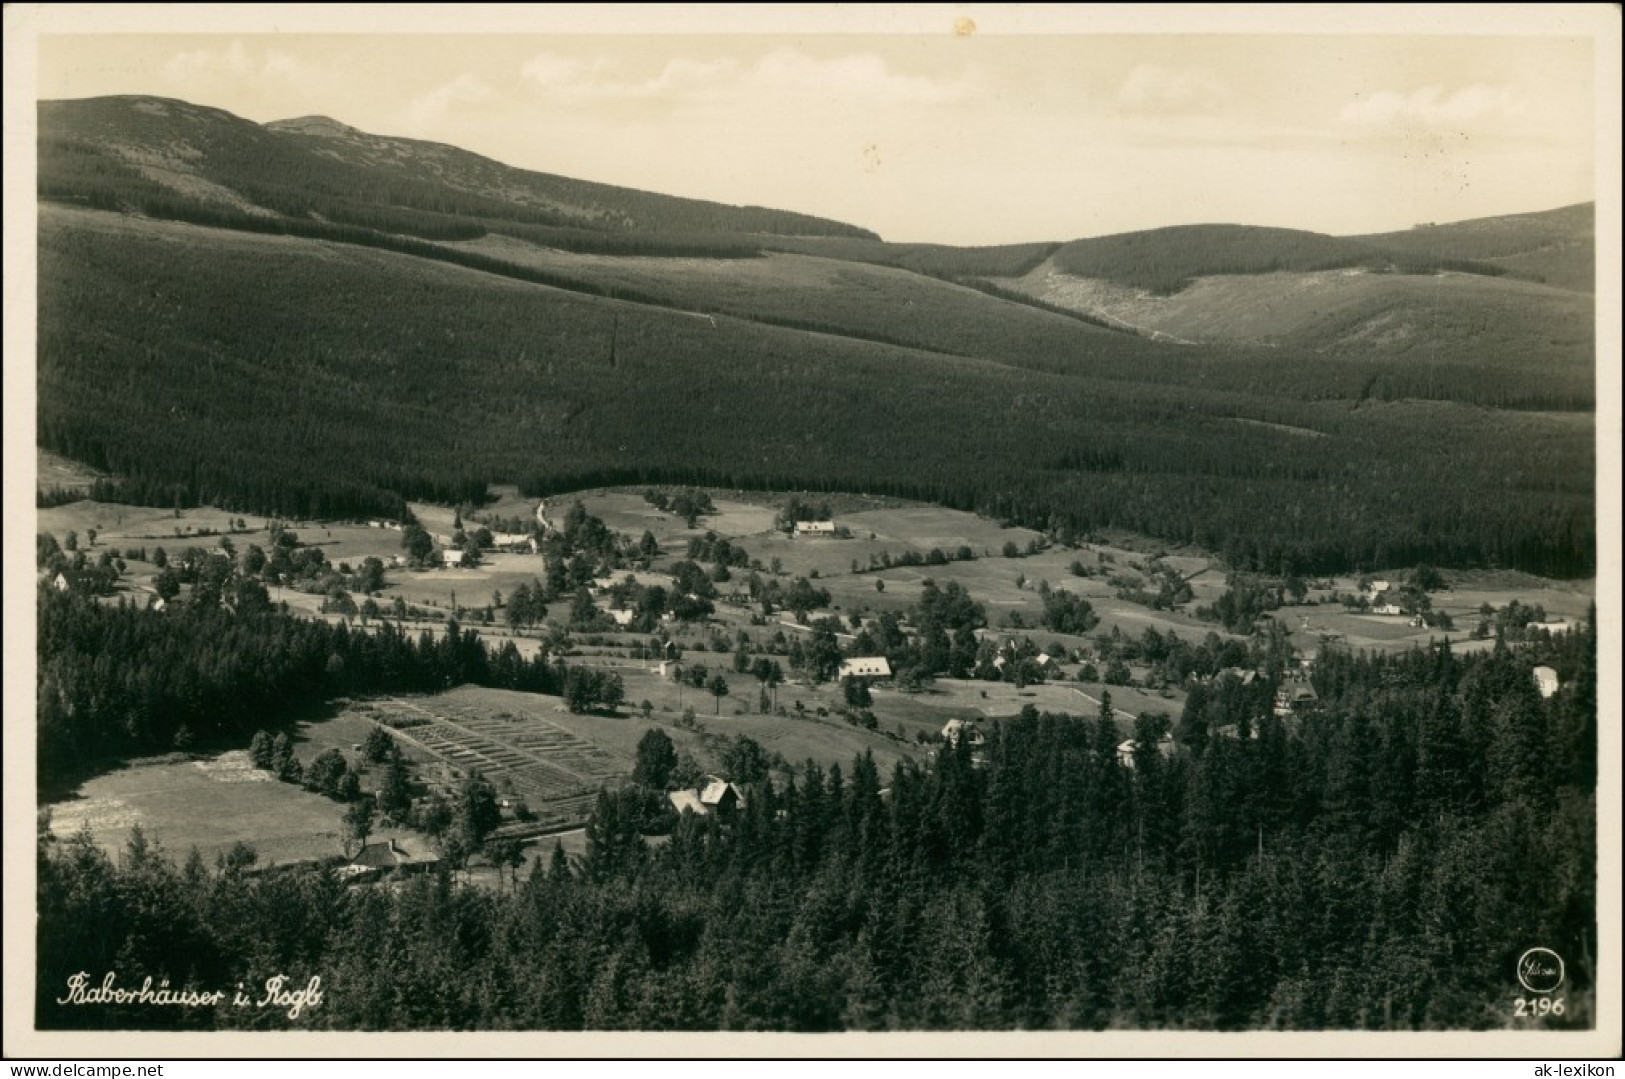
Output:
20,7,1611,246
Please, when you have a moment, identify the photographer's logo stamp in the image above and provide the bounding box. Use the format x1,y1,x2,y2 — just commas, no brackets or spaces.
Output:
1517,947,1565,995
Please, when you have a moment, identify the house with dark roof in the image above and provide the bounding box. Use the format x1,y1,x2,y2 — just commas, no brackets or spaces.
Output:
700,777,744,813
346,838,439,878
1273,683,1319,718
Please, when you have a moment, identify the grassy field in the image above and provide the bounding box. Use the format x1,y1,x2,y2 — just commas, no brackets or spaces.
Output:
37,450,106,494
37,473,1593,666
348,684,927,803
45,750,421,868
37,501,259,546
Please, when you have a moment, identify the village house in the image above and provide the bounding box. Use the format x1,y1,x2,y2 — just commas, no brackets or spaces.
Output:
701,777,744,812
53,572,70,592
1529,620,1572,636
668,776,746,817
441,549,464,568
838,656,892,680
1371,603,1404,617
1273,683,1319,718
668,789,707,815
794,520,836,536
346,838,439,880
1117,734,1178,770
1533,666,1560,699
941,718,984,747
607,608,636,628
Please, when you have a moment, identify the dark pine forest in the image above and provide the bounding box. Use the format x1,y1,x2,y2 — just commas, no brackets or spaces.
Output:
38,601,1596,1030
37,207,1594,578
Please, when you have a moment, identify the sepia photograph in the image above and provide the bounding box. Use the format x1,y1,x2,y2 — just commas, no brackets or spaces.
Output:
4,3,1620,1060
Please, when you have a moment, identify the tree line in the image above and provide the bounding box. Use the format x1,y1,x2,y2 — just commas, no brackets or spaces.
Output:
36,588,581,788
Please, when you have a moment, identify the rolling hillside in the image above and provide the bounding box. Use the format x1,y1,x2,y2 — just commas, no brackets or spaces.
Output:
991,206,1594,368
1047,223,1508,296
37,205,1594,576
1357,203,1595,292
40,95,875,239
31,95,1598,576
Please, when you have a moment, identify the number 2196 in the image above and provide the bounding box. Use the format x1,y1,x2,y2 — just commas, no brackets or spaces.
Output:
1514,997,1565,1017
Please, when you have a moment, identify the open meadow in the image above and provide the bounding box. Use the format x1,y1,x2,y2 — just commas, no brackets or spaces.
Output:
45,750,420,868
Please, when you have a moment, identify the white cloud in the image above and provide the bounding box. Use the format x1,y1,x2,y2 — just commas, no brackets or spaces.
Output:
403,74,501,127
750,49,969,105
1339,84,1527,128
517,48,968,107
1116,64,1230,116
520,53,738,102
162,39,326,95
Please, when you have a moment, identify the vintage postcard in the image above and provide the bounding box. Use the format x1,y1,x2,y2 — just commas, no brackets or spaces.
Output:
5,3,1620,1061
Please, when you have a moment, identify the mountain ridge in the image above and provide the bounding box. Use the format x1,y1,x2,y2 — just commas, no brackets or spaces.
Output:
32,93,1597,577
41,94,880,239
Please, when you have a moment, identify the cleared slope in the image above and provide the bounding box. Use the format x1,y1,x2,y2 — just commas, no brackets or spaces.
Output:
995,257,1594,374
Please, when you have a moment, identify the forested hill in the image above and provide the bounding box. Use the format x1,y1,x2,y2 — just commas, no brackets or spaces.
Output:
1050,224,1507,296
38,206,1595,577
1047,204,1593,296
38,95,877,239
34,94,1597,577
1356,203,1595,293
